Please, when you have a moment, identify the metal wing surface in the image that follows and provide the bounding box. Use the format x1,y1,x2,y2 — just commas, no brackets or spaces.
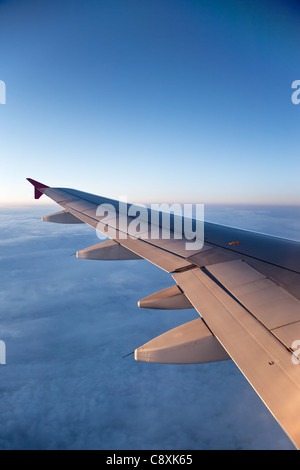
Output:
27,179,300,448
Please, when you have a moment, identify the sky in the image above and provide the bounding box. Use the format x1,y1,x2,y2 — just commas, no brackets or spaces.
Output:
0,0,299,205
0,205,298,450
0,0,300,452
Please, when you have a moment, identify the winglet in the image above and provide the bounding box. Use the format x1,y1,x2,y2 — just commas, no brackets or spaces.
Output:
27,178,49,200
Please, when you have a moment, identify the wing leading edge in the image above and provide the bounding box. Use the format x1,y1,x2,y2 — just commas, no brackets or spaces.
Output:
27,178,300,448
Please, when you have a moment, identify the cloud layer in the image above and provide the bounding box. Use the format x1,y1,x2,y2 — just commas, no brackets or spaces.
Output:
0,205,297,450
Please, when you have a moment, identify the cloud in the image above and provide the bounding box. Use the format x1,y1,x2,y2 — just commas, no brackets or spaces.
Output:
0,206,296,449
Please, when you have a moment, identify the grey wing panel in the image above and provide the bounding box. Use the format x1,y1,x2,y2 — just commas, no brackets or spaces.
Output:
203,221,300,273
205,259,300,350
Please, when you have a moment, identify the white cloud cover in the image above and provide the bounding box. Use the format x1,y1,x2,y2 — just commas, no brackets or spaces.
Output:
0,205,298,450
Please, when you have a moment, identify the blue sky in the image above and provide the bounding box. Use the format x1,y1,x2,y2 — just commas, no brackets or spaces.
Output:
0,2,299,450
0,0,299,205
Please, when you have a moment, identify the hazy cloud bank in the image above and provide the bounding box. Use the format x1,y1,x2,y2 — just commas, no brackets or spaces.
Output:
0,205,297,449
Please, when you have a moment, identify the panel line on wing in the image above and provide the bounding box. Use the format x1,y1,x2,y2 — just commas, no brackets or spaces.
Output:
173,267,300,449
200,239,300,275
60,202,204,262
200,266,294,355
205,260,300,353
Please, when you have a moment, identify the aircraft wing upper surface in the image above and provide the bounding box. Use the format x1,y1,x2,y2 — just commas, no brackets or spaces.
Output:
27,179,300,449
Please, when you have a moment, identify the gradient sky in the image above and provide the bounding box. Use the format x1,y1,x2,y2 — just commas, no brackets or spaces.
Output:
0,0,299,205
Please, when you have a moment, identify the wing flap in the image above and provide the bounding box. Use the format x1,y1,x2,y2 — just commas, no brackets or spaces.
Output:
174,267,300,449
206,260,300,345
273,322,300,353
119,238,193,273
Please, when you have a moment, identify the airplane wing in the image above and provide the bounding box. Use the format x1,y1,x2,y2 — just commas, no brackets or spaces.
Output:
27,178,300,449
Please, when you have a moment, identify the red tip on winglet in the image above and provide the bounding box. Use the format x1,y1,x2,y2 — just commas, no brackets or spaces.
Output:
27,178,49,200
